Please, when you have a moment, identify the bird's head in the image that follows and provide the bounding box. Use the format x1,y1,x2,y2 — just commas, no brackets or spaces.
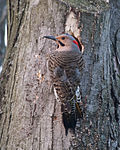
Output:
44,33,81,52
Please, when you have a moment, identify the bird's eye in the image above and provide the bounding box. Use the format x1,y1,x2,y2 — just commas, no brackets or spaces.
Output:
61,37,65,40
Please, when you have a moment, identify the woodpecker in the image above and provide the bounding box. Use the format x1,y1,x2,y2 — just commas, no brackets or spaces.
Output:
44,33,84,135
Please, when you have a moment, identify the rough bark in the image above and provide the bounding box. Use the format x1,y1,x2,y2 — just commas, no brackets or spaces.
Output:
0,0,119,150
0,0,7,66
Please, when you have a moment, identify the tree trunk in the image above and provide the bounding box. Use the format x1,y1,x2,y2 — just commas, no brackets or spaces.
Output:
0,0,119,149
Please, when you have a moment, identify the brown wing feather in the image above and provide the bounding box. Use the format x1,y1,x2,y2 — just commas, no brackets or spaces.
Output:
48,51,84,102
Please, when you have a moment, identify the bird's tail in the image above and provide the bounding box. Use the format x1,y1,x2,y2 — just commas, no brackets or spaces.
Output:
61,100,77,135
61,86,83,135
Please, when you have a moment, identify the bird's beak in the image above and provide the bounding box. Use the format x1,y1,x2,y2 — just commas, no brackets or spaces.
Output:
43,36,57,41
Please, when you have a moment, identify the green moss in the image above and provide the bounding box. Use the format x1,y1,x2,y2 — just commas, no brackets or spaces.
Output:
62,0,109,13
